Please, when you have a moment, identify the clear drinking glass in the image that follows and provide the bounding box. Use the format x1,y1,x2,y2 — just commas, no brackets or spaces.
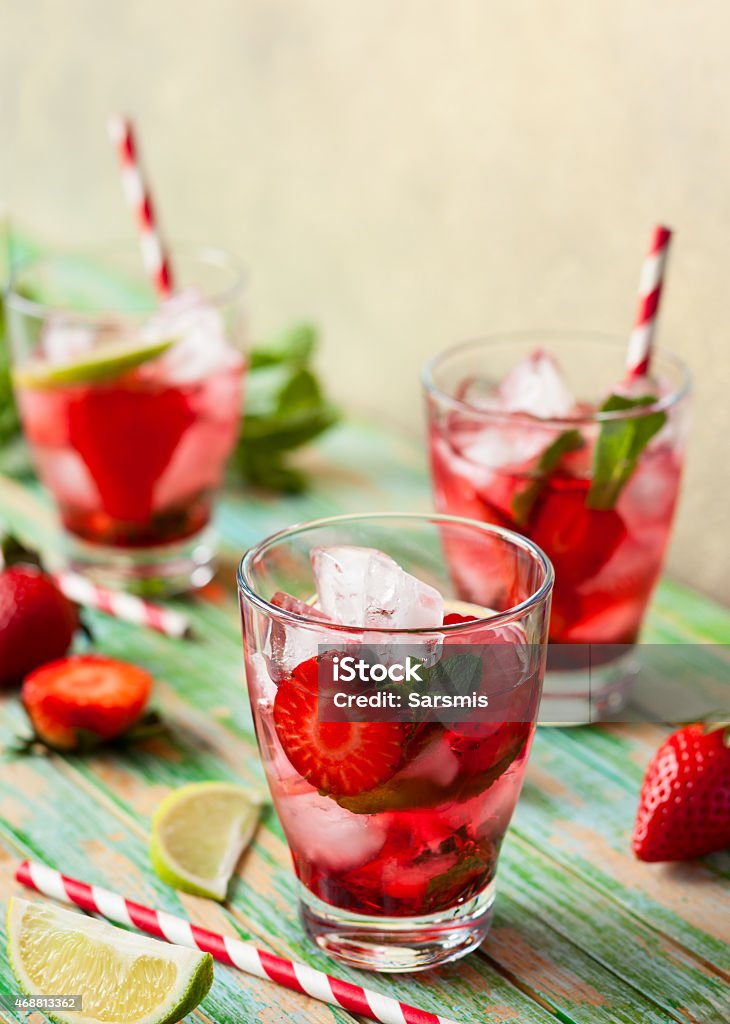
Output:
423,333,691,720
5,245,246,593
237,512,553,971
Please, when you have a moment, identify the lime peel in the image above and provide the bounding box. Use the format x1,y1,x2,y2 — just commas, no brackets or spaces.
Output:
13,337,175,389
6,897,213,1024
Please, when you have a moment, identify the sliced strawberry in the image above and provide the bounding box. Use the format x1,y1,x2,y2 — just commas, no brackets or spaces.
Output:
273,656,406,797
22,655,153,752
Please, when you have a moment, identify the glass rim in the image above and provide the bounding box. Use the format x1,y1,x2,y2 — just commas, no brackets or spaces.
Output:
4,242,247,322
237,511,554,635
421,330,692,426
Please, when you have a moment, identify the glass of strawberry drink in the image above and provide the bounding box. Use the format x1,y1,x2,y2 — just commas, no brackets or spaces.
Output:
423,334,690,720
238,513,553,971
6,246,246,593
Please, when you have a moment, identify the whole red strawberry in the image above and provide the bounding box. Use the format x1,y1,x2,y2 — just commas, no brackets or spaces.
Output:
21,655,153,752
0,539,79,688
633,723,730,862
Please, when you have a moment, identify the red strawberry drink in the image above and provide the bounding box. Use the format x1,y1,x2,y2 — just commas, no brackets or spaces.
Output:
238,514,552,971
424,335,690,716
7,248,246,593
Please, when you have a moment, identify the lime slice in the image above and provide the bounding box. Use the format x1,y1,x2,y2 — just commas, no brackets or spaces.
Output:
7,897,213,1024
13,337,174,389
150,781,261,901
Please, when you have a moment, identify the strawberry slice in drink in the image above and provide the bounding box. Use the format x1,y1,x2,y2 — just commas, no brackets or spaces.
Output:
68,382,195,525
528,481,627,585
441,611,534,777
273,657,407,797
525,481,628,644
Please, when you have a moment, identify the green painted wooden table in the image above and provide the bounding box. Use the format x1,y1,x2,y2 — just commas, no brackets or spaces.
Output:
0,421,728,1024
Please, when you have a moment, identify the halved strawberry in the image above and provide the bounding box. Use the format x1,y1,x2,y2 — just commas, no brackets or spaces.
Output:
273,656,406,797
21,655,153,752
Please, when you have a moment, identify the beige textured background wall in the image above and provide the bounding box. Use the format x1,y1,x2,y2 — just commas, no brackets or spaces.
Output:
3,1,729,602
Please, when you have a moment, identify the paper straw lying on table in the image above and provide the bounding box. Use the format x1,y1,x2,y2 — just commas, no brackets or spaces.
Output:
54,572,192,639
625,224,673,379
107,115,173,299
16,861,456,1024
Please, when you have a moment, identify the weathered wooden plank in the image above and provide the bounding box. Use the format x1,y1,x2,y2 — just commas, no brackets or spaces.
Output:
2,589,724,1011
0,721,556,1024
482,898,678,1024
513,729,730,971
4,676,727,1024
537,723,730,885
0,761,359,1024
649,577,730,644
497,833,730,1024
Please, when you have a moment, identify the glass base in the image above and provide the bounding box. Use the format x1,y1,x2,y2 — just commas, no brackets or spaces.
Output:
65,527,217,597
540,647,640,725
299,880,495,972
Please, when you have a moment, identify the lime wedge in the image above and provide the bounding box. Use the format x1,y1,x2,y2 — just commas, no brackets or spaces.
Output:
150,781,261,901
13,337,175,389
7,897,213,1024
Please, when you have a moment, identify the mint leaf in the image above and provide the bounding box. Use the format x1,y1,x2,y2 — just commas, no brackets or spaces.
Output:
233,323,339,492
424,652,483,701
248,323,316,370
423,839,495,911
587,394,667,510
511,429,584,525
378,652,484,723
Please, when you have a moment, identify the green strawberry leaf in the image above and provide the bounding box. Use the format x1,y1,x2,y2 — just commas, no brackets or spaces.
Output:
9,709,169,758
1,534,43,570
587,394,667,510
511,429,585,526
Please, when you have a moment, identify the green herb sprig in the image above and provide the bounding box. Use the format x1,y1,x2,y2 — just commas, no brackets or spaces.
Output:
511,429,584,525
587,393,667,509
232,323,339,492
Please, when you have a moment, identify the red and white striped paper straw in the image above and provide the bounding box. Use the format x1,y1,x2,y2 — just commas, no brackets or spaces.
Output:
107,115,173,299
16,861,457,1024
54,571,192,639
625,224,673,379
